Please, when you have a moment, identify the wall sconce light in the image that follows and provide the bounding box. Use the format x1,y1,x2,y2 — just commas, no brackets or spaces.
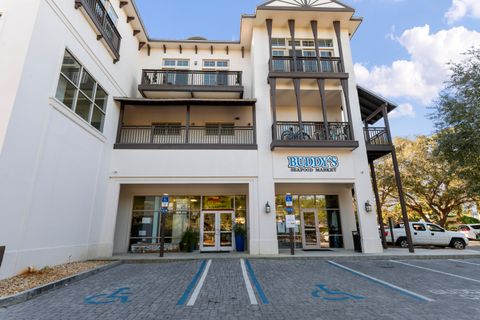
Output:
365,201,372,213
265,202,271,214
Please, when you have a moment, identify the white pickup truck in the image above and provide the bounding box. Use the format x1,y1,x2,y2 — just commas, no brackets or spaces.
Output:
385,222,469,249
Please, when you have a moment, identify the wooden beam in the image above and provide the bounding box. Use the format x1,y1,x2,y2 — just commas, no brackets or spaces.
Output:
293,78,303,131
288,20,297,72
266,19,273,72
210,45,213,54
195,45,198,54
163,44,166,53
317,79,330,140
133,30,140,36
127,16,135,23
333,21,345,72
119,1,128,8
138,42,146,51
310,20,321,72
147,44,151,56
179,45,182,54
116,102,125,144
340,79,355,140
269,78,278,140
226,46,229,55
241,46,245,58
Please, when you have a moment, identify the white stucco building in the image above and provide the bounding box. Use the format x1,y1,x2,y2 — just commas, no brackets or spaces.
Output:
0,0,409,280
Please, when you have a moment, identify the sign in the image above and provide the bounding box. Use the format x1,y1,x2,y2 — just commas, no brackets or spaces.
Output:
288,156,339,172
285,215,296,229
142,217,152,224
161,194,169,208
285,193,293,207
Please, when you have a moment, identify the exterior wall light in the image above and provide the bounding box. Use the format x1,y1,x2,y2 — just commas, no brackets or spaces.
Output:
365,201,373,213
265,202,271,214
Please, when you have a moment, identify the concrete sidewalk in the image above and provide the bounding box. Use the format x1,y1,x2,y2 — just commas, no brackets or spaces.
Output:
100,242,480,262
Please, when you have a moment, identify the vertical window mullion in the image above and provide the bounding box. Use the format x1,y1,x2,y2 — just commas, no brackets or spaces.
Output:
71,66,83,113
88,82,98,124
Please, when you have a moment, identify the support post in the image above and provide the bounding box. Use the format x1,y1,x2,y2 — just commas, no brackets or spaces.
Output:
388,217,395,245
340,79,355,140
293,78,303,135
333,21,345,72
270,78,278,140
382,106,414,253
288,20,297,72
289,228,295,255
369,160,388,249
115,102,125,144
185,105,190,144
159,213,166,257
252,104,257,145
310,20,321,72
266,19,273,72
316,79,330,140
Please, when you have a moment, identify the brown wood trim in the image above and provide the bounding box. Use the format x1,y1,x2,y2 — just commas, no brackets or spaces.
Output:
317,79,330,140
333,21,345,72
268,72,349,79
341,79,355,140
269,78,278,141
119,1,128,8
271,140,359,150
114,144,258,150
115,102,125,144
266,19,273,72
293,78,303,130
288,19,297,72
138,85,245,94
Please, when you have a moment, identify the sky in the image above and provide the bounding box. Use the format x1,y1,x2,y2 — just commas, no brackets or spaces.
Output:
134,0,480,138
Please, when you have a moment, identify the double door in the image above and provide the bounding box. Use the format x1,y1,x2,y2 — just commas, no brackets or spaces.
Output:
200,211,234,252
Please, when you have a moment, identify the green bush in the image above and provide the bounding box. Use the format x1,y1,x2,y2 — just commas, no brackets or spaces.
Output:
180,228,199,252
233,224,246,236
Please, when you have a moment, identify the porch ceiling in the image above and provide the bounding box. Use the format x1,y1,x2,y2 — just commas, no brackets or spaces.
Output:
357,86,397,125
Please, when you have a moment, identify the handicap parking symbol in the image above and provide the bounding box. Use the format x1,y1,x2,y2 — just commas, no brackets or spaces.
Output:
312,284,364,301
85,287,132,305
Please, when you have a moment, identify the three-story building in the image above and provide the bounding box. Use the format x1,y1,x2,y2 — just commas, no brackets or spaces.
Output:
0,0,410,279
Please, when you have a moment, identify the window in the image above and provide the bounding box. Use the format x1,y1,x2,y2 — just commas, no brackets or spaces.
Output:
271,38,285,47
302,40,315,47
55,50,107,132
205,123,234,136
203,60,229,69
318,39,333,47
100,0,118,25
163,59,189,68
412,224,426,231
427,224,445,232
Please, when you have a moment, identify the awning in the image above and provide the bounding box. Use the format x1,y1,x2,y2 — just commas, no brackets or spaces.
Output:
114,97,257,106
357,86,397,124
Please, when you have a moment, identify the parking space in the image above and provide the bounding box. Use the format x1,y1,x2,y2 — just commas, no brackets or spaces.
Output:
1,258,480,319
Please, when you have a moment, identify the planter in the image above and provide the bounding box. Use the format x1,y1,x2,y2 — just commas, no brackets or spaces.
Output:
235,234,245,252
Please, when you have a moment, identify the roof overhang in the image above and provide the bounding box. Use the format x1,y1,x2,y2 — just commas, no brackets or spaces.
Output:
114,97,257,106
357,86,397,124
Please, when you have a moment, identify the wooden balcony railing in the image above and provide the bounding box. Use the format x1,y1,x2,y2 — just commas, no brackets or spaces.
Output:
270,56,343,73
364,127,391,145
116,125,256,149
273,121,352,142
141,70,243,87
75,0,121,61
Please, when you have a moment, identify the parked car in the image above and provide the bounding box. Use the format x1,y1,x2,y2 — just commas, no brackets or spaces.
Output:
457,224,480,240
385,222,469,249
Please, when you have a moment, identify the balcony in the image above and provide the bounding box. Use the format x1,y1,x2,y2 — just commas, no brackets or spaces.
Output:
116,125,255,149
364,127,393,161
269,56,347,79
271,121,359,150
75,0,121,61
138,70,244,99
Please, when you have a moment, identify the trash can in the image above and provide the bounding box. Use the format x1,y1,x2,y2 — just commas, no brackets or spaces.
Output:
0,246,5,268
352,231,362,253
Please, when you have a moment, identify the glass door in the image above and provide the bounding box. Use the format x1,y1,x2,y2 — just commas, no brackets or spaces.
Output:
200,211,234,252
301,209,321,249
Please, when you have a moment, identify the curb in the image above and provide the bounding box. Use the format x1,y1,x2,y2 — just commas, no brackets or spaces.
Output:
0,261,122,308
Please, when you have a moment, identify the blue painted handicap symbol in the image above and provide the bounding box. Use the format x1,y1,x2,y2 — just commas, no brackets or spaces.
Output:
312,284,364,301
85,287,132,305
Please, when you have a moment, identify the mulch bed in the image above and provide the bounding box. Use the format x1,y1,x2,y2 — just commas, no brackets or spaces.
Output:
0,261,110,298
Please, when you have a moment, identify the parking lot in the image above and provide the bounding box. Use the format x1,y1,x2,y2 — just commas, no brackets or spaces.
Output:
2,258,480,320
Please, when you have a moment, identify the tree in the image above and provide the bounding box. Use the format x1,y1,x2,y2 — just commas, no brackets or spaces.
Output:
375,136,472,227
430,48,480,199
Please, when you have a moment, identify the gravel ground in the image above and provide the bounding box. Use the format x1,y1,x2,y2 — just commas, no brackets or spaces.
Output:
0,261,110,298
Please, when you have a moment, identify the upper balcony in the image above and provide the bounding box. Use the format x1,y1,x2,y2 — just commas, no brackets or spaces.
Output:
75,0,121,62
269,56,347,79
138,70,244,99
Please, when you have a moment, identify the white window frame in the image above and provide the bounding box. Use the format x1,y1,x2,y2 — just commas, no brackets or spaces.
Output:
202,60,229,70
162,59,190,69
55,49,108,133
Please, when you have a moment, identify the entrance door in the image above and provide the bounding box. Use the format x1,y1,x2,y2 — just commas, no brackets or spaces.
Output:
200,211,234,252
301,209,321,249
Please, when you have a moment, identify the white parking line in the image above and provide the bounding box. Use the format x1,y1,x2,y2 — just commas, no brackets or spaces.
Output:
449,259,480,267
328,261,434,302
391,260,480,284
240,259,258,305
186,259,212,306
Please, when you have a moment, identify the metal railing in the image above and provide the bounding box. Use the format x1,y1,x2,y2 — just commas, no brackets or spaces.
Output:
364,127,391,145
75,0,121,59
271,56,343,73
118,125,255,145
273,122,352,141
141,70,243,87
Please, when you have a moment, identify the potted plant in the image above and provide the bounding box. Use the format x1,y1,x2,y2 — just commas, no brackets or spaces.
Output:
180,228,199,252
234,224,246,252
